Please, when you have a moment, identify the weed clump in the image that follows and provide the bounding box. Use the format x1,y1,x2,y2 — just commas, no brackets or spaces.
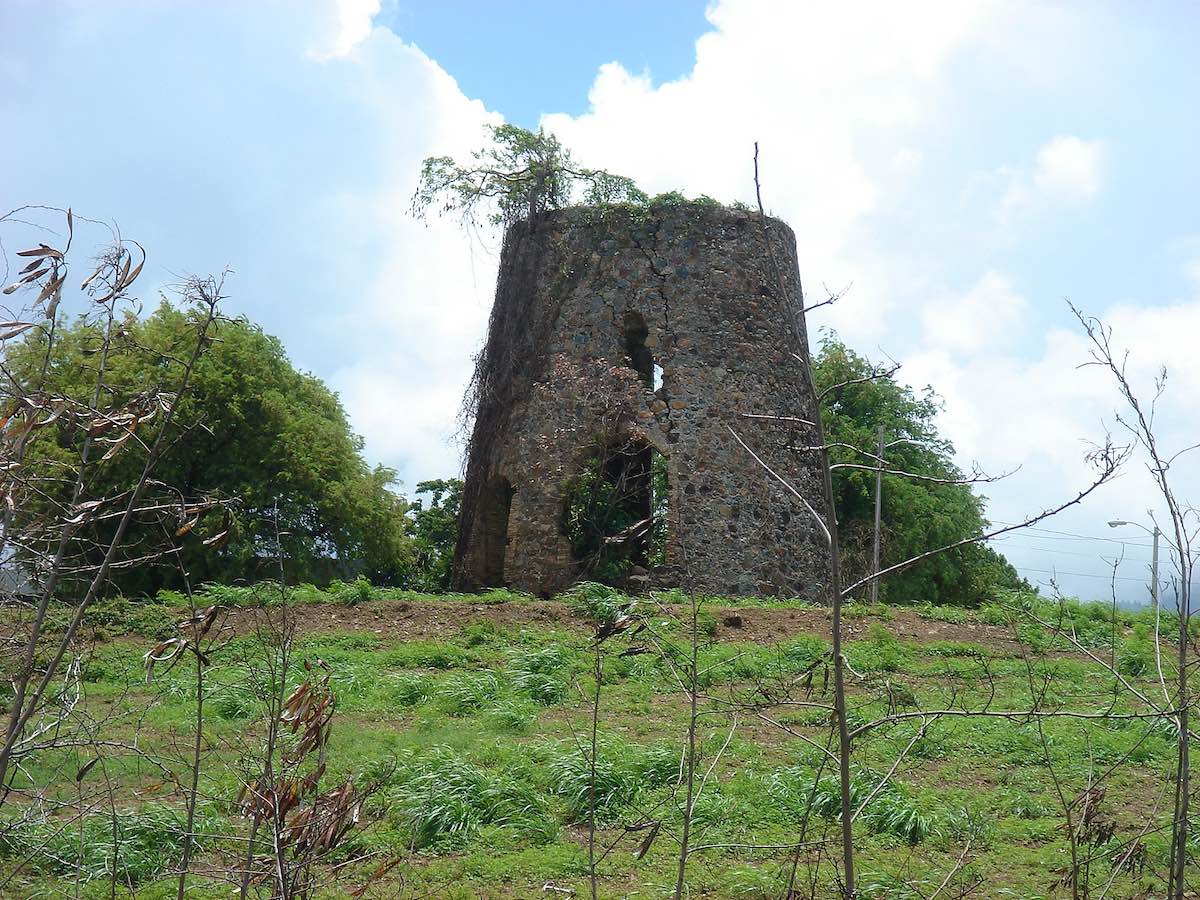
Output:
0,804,226,886
769,766,937,845
548,740,679,821
436,672,505,716
1117,623,1156,676
563,582,630,625
389,749,558,848
508,644,575,704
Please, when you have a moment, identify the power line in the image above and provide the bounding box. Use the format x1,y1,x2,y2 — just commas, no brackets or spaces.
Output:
991,521,1156,547
1018,566,1154,584
988,540,1154,563
995,524,1155,545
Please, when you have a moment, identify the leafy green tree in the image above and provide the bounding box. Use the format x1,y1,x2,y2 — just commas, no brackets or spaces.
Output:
6,302,414,593
406,478,462,592
813,334,1027,606
412,124,647,227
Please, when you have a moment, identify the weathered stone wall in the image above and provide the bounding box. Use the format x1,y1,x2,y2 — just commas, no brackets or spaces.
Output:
452,203,831,600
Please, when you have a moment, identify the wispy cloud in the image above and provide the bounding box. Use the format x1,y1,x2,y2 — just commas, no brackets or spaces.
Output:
999,135,1105,219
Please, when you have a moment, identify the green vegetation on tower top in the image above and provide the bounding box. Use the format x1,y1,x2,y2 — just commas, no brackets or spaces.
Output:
411,123,733,230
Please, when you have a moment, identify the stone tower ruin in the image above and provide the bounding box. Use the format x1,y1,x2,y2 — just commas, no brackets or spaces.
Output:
452,203,831,600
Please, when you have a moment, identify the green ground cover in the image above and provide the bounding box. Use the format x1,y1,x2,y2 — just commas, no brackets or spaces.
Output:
0,585,1192,898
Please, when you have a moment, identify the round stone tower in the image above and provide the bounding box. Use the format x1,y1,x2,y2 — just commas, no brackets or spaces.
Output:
452,203,831,600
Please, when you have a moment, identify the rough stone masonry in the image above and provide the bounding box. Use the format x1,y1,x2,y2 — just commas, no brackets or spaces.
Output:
452,202,832,600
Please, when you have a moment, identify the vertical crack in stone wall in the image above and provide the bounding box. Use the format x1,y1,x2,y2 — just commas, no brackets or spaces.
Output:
452,203,832,600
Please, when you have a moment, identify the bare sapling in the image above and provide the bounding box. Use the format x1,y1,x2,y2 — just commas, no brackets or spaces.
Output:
234,512,374,900
672,590,703,900
143,550,231,900
1072,304,1196,900
743,148,1129,897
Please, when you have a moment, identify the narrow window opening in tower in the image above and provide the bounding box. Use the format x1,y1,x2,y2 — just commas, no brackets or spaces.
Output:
478,476,513,587
623,311,653,389
562,438,669,584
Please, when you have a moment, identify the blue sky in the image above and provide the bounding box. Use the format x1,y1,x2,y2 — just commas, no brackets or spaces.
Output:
382,1,705,126
2,0,1197,603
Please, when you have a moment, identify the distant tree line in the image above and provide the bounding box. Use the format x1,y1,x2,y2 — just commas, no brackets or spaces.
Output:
6,304,437,594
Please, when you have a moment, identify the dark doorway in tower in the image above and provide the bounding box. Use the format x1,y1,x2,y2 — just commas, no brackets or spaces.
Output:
562,437,669,585
477,476,513,586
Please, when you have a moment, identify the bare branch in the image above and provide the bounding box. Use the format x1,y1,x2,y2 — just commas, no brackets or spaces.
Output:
803,282,851,315
840,439,1127,599
727,425,831,546
816,360,901,402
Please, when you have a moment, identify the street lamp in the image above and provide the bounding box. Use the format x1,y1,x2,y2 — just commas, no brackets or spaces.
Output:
1108,519,1161,611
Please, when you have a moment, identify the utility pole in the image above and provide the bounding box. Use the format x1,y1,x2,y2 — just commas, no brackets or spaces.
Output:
1108,517,1163,612
870,425,884,604
1151,524,1160,612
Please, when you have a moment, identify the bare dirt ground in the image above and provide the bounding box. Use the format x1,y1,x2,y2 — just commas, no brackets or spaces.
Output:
220,597,1024,650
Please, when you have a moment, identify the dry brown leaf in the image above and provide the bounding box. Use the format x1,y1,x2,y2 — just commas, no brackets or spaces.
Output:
80,262,105,291
124,245,145,286
88,412,133,437
635,820,661,860
44,287,61,320
35,272,62,306
0,323,34,341
117,251,131,289
144,637,187,682
16,245,62,259
201,528,229,548
64,499,104,525
175,515,200,538
99,431,132,461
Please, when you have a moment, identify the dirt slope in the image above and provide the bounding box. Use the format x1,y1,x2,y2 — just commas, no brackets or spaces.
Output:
222,597,1022,650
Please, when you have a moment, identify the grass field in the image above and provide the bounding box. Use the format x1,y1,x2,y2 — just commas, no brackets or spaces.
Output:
1,582,1194,898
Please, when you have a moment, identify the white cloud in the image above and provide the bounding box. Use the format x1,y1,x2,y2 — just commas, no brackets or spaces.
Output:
308,29,503,483
921,270,1027,354
901,275,1200,601
541,0,1018,346
890,148,924,178
928,291,1200,475
311,0,381,60
997,135,1104,220
1034,135,1104,199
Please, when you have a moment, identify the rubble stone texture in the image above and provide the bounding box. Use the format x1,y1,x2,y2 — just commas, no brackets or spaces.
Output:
452,203,832,600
